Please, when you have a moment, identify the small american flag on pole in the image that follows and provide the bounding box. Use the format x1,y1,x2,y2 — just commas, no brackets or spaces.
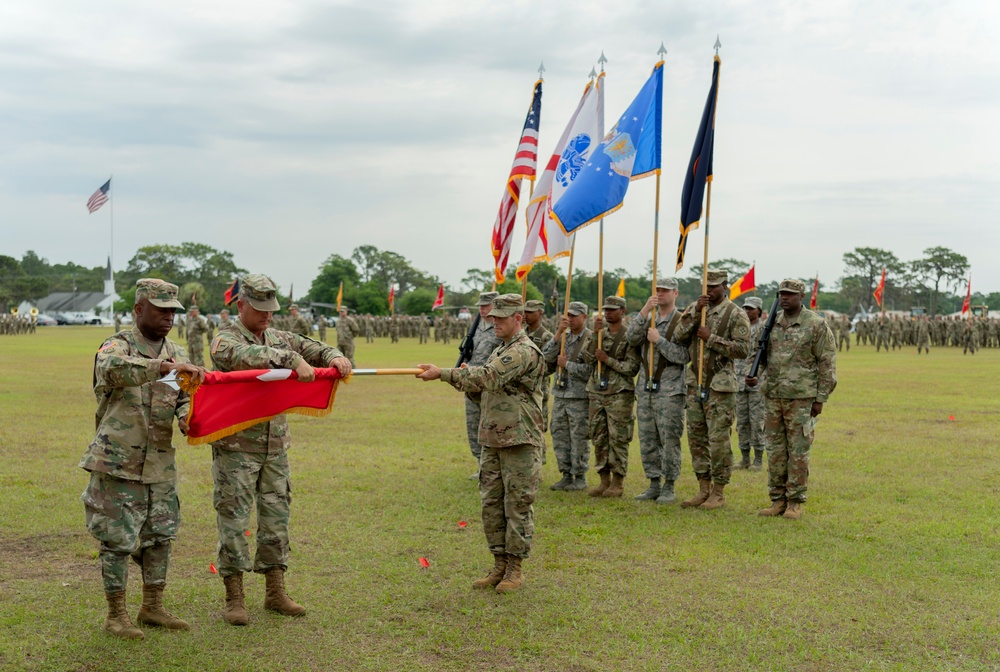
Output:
491,79,541,284
87,179,111,213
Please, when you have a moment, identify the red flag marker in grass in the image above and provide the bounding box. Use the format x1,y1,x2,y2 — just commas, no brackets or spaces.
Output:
209,562,218,574
245,530,251,536
458,521,468,529
949,415,955,421
418,557,430,568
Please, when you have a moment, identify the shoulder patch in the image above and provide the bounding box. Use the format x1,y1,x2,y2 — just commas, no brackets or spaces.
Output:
501,355,514,364
98,341,117,353
211,336,222,354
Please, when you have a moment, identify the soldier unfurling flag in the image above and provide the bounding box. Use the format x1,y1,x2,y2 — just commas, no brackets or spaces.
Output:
492,79,542,284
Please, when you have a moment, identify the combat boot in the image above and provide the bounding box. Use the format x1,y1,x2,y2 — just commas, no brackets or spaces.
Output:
104,590,144,640
634,478,661,501
757,499,787,517
495,556,524,594
222,573,249,626
734,450,751,470
602,473,625,498
699,482,726,510
655,480,676,504
680,478,712,508
472,554,507,589
136,584,190,631
565,474,589,491
549,473,574,491
264,568,306,616
589,469,612,497
750,450,764,471
783,501,804,520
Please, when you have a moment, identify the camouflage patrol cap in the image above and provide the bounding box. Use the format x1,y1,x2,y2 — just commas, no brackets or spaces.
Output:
135,278,184,310
524,299,545,312
339,305,348,312
655,277,679,290
706,269,728,286
487,293,524,318
567,301,589,316
742,296,764,310
477,291,499,306
240,273,281,311
603,296,627,311
778,278,806,294
289,303,299,311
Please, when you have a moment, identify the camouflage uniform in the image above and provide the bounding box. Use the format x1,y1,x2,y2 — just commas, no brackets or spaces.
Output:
673,274,752,491
464,293,503,466
542,304,593,483
837,316,851,352
439,296,546,559
80,281,189,595
734,298,766,468
916,317,930,354
524,300,554,433
759,280,837,506
209,275,345,578
317,316,328,342
336,311,359,365
186,311,209,367
289,305,312,337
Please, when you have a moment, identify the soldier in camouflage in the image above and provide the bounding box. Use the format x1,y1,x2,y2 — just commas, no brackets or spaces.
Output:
523,299,553,439
916,315,930,354
583,296,641,498
209,274,352,625
753,279,837,520
627,278,689,504
219,308,233,329
417,293,546,593
336,306,359,366
80,278,205,640
733,296,767,471
464,292,503,479
673,270,752,511
186,305,208,367
837,315,851,352
542,302,594,491
288,304,312,337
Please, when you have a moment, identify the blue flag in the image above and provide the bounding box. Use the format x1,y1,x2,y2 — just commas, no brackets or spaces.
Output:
551,62,662,234
676,57,720,271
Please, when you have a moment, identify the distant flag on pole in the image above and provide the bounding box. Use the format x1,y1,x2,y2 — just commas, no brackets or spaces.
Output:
224,277,241,306
961,275,971,315
515,75,602,281
551,62,662,234
729,265,756,301
492,79,542,284
336,282,343,312
388,284,395,312
615,278,626,298
873,268,886,308
431,284,445,310
550,280,558,308
810,276,819,310
87,179,111,214
676,57,720,271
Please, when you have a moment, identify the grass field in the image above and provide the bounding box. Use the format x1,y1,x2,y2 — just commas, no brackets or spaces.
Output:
1,326,999,671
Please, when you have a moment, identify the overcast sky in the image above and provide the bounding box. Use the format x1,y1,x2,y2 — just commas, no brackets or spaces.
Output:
2,0,998,297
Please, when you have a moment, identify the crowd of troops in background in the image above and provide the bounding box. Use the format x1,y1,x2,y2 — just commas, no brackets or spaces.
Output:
0,312,37,334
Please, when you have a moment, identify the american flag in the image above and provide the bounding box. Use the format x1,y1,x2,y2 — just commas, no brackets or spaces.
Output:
86,179,111,213
491,79,541,284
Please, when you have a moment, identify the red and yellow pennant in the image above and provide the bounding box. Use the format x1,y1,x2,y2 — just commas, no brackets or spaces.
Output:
178,367,348,445
729,265,756,301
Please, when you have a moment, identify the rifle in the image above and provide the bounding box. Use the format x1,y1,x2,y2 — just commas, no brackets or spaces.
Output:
456,313,482,367
748,293,780,379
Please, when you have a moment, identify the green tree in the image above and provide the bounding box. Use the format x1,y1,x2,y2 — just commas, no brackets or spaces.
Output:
839,247,905,311
910,246,969,315
308,255,360,307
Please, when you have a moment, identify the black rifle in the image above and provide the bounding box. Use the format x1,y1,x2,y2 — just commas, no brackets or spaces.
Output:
748,293,780,379
456,313,482,367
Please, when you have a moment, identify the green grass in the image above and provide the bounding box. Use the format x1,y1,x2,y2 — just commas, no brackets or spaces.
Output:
1,327,999,671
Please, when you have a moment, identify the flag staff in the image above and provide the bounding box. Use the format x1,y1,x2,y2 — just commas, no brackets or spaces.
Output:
696,38,722,394
595,52,607,381
109,174,115,304
555,240,576,382
647,42,667,376
521,61,546,302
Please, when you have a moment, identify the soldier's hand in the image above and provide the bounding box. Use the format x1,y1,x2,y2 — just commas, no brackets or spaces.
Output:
643,295,658,315
593,316,604,330
595,349,609,363
557,354,568,368
695,295,710,311
696,325,711,341
178,418,189,434
557,316,569,333
294,359,316,382
646,327,661,344
416,363,441,381
162,361,206,384
745,375,758,387
330,356,352,378
811,401,824,417
459,363,469,369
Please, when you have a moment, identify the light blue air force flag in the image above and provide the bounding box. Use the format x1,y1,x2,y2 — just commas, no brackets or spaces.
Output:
551,61,662,234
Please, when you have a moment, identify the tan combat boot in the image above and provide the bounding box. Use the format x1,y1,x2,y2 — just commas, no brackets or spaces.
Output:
680,478,712,508
222,573,249,626
471,554,508,589
495,556,524,594
104,590,144,640
699,482,726,510
137,584,190,630
783,502,804,520
757,499,787,517
602,473,625,498
589,470,612,497
264,568,306,616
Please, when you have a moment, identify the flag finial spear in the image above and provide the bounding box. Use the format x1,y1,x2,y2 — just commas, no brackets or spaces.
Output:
714,35,722,55
598,51,608,73
589,66,598,79
657,42,667,59
538,61,545,78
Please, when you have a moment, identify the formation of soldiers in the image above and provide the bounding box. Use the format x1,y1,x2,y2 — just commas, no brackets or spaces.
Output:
1,312,36,334
852,314,997,355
